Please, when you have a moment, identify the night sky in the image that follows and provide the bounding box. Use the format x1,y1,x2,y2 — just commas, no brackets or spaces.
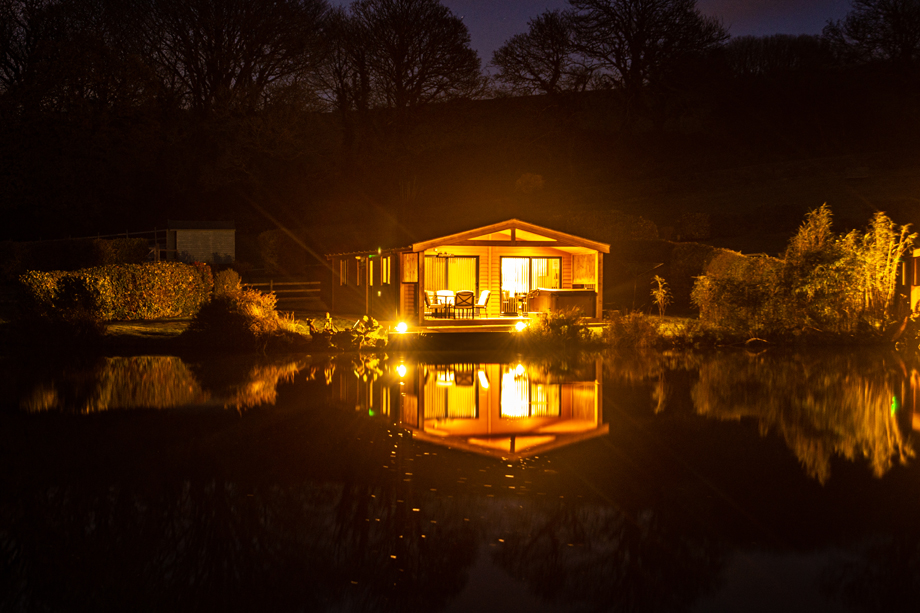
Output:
329,0,853,63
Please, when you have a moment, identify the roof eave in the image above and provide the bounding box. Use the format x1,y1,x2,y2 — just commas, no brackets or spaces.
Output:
411,219,610,253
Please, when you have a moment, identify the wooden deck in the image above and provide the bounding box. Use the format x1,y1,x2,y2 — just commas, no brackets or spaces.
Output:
416,315,532,332
387,314,605,350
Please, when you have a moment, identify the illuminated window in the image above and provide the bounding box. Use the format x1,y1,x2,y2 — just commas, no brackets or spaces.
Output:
425,255,478,293
369,259,374,286
339,260,347,286
500,257,561,295
382,256,391,285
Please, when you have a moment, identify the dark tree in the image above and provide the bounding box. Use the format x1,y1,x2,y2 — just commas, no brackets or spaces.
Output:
0,0,152,111
348,0,481,118
0,0,46,96
138,0,329,116
823,0,920,75
313,6,371,151
568,0,728,123
724,34,835,78
490,9,593,96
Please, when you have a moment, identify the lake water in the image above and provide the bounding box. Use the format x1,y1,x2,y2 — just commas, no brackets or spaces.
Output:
1,347,918,612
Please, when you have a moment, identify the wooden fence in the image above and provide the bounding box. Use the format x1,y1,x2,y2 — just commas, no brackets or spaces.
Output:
243,280,324,309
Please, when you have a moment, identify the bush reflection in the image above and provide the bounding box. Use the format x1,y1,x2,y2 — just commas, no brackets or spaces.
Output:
604,349,917,482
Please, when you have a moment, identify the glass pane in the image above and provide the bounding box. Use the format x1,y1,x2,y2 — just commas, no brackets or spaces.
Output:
502,257,529,295
532,258,560,289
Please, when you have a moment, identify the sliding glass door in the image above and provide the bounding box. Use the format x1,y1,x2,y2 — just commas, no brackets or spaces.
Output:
500,256,561,295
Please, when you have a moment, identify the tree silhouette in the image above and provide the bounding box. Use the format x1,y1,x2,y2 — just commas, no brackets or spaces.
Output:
568,0,728,124
823,0,920,76
490,9,593,96
348,0,481,124
137,0,329,116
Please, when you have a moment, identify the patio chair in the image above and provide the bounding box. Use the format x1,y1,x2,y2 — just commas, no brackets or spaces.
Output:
424,290,447,318
473,290,490,318
454,290,475,319
501,290,517,316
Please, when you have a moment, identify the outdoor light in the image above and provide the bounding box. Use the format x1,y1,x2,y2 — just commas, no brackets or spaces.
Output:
395,321,408,334
396,364,407,378
515,321,527,332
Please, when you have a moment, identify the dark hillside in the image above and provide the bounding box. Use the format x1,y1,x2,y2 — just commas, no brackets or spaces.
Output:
3,68,919,264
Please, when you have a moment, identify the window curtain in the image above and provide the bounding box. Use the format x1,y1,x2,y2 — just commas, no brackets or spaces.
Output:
448,257,477,292
532,258,560,289
425,257,447,291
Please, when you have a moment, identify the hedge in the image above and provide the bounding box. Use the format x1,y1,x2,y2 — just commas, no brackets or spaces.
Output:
19,262,213,322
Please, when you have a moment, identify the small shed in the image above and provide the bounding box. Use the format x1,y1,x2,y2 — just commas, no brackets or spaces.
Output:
166,220,235,264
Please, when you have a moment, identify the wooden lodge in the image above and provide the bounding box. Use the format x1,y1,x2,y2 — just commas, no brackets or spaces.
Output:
325,219,610,330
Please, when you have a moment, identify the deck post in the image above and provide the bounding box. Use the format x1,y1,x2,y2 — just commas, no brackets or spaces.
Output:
596,252,603,320
417,252,425,323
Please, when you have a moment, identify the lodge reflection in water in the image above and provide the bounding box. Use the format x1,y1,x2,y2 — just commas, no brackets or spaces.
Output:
339,357,607,459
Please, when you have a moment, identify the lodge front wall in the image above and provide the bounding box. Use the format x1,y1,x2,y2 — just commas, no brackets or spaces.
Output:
417,244,574,319
411,243,602,321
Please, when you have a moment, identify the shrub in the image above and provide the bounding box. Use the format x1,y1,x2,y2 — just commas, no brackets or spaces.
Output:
668,242,726,308
214,269,242,295
186,287,309,350
17,262,212,323
18,270,67,318
603,311,660,348
650,275,672,316
691,205,915,340
691,252,786,336
520,308,597,349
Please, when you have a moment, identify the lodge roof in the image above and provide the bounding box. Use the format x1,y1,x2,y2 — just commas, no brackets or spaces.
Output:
325,219,609,258
411,219,610,253
168,220,235,230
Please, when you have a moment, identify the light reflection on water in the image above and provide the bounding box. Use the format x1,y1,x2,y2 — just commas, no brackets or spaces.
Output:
2,348,920,610
5,348,919,479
